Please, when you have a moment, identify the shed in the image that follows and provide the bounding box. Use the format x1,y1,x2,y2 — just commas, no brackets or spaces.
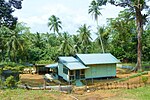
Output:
34,64,48,74
45,63,58,75
76,53,120,79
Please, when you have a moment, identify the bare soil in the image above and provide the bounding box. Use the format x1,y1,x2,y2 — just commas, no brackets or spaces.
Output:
20,70,150,100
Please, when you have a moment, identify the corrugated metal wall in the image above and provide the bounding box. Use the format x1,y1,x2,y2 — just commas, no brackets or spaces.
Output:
58,63,69,81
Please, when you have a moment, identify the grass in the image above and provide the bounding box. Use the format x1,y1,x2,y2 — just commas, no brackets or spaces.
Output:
1,85,150,100
123,85,150,100
0,89,72,100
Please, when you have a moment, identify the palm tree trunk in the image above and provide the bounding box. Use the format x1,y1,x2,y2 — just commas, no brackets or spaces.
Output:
134,5,143,71
97,20,104,53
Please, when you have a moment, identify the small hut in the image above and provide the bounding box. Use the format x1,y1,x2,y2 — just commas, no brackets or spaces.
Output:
34,64,49,74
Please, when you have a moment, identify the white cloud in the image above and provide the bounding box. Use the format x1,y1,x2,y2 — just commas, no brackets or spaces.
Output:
14,0,124,36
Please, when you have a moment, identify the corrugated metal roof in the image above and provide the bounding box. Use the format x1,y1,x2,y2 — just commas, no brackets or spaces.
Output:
58,56,89,70
58,57,78,63
63,62,89,70
76,53,120,65
45,63,58,68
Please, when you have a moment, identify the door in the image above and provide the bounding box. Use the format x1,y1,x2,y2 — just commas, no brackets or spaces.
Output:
75,70,80,79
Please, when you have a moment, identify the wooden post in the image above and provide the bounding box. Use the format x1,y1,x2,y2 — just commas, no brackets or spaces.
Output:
127,83,129,89
44,78,46,90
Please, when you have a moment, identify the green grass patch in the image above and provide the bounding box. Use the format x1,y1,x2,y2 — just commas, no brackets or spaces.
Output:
123,85,150,100
0,89,62,100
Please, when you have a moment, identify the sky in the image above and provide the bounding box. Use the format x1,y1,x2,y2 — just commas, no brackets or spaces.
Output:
13,0,124,38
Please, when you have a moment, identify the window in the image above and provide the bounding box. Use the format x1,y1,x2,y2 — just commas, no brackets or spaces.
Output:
63,66,68,75
80,69,85,75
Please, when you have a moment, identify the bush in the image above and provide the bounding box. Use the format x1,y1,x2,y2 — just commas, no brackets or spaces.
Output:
36,60,54,64
0,79,4,88
4,76,18,88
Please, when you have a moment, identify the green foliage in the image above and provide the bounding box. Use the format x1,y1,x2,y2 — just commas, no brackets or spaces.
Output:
0,0,23,29
0,5,150,65
141,76,148,86
0,89,61,100
0,62,25,72
4,76,17,88
77,24,92,53
48,15,62,36
106,9,137,62
36,60,54,64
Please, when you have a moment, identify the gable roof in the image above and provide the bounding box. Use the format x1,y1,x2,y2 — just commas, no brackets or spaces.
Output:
63,62,89,70
76,53,120,65
58,56,88,70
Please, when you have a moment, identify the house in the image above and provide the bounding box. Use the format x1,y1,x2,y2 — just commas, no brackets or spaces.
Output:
57,53,120,82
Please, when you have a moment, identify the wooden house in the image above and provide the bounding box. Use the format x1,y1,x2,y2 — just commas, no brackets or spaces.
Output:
57,53,120,82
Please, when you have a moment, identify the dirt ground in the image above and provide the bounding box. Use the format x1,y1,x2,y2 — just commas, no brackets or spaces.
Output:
20,74,45,86
20,70,150,100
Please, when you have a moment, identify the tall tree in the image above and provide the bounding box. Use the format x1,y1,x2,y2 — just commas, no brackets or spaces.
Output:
77,24,92,53
48,15,62,36
72,35,82,54
96,26,109,52
107,9,137,62
97,0,150,71
0,26,11,61
88,0,104,53
0,0,23,29
59,32,73,56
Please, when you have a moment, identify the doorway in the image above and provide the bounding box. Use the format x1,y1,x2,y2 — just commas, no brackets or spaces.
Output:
75,70,80,79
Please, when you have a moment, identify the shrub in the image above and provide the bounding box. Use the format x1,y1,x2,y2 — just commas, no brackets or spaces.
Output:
4,76,17,88
36,60,54,64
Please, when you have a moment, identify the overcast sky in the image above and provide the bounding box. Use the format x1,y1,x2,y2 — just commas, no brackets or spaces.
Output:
13,0,124,38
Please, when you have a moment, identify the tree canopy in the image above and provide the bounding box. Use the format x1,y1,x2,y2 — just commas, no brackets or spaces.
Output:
0,0,23,29
96,0,150,71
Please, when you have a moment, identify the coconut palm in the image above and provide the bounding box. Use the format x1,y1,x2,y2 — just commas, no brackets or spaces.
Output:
48,15,62,36
77,24,92,53
6,30,23,62
59,32,73,56
6,22,29,62
72,35,82,54
88,0,104,53
88,0,102,25
0,26,10,61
